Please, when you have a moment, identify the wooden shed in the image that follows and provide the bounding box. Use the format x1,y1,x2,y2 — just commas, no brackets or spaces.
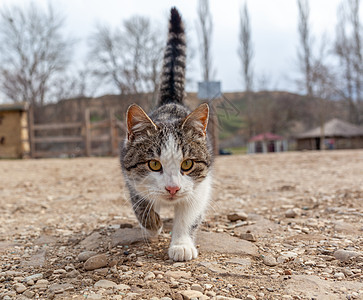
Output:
0,103,30,158
248,132,288,154
296,118,363,150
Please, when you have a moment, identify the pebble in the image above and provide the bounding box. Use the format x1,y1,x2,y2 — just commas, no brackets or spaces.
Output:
246,295,256,300
94,279,117,289
179,289,204,299
161,298,173,300
263,254,278,266
23,290,35,298
227,212,248,222
285,208,300,218
53,269,66,274
204,283,213,290
135,261,143,267
34,279,49,289
191,283,204,292
333,249,360,262
78,251,98,262
334,272,345,279
23,273,43,282
84,254,108,271
240,233,257,242
14,283,27,293
144,271,156,281
165,270,191,279
114,283,131,291
304,260,316,266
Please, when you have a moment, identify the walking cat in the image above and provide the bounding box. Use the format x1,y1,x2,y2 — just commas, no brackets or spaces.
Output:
120,7,213,261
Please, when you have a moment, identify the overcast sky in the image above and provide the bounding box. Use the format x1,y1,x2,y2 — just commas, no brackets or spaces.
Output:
1,0,361,94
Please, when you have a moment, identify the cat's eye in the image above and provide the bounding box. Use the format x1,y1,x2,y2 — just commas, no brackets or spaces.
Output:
181,159,194,172
148,160,162,172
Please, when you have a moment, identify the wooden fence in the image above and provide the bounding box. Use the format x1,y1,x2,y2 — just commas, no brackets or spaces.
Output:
29,107,126,158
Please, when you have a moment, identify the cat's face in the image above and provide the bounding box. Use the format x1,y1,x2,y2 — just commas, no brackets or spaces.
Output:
121,104,212,205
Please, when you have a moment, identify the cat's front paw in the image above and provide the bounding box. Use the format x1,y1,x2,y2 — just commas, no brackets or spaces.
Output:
168,242,198,261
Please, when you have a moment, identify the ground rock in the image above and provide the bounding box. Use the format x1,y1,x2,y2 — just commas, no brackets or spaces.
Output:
227,212,248,222
78,251,98,262
94,279,117,289
110,228,146,247
197,231,258,256
263,254,278,266
179,289,204,300
84,254,108,271
14,283,27,293
334,249,361,262
165,270,191,279
49,283,74,294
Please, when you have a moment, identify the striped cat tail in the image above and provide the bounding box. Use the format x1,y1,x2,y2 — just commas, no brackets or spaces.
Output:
158,7,186,106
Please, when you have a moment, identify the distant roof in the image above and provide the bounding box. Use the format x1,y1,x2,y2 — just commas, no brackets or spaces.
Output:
249,132,285,142
297,118,363,138
0,102,28,112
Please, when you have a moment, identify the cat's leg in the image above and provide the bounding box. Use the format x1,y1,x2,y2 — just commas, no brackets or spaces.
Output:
131,193,163,237
168,178,211,261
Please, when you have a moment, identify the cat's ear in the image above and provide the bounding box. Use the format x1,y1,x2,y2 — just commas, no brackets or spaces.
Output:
126,104,157,140
182,103,209,136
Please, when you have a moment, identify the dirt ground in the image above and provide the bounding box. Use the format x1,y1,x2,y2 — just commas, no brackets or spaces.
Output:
0,150,362,300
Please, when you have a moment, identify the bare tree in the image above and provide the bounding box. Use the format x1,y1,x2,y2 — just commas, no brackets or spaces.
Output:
334,0,362,124
0,2,73,106
297,0,313,97
196,0,215,81
238,1,255,137
238,1,254,92
88,16,164,97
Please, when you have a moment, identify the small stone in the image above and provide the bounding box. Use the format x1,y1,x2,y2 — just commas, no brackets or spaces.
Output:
25,279,34,286
135,261,143,267
301,227,309,234
114,283,131,291
179,289,204,300
227,212,248,222
94,279,117,289
49,283,74,294
191,283,204,292
53,269,66,274
78,251,98,262
240,233,257,242
304,260,316,266
144,271,156,281
34,279,49,289
165,270,191,279
263,255,278,266
333,249,360,262
23,290,35,298
334,272,345,279
206,291,216,297
246,295,256,300
277,256,288,264
284,270,292,275
285,208,300,218
204,283,213,290
161,298,173,300
14,283,27,293
84,254,108,271
23,273,43,282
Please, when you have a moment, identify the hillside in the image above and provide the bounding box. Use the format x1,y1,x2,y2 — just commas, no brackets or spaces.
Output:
34,91,350,149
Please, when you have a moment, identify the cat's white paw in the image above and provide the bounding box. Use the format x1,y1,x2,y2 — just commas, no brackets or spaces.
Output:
168,242,198,261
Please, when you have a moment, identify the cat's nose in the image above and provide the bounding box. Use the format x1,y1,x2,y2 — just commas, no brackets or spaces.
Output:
165,186,180,196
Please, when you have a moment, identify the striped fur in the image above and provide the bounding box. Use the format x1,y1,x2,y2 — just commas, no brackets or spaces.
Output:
120,8,213,262
158,7,186,106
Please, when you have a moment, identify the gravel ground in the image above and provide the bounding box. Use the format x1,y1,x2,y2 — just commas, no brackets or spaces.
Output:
0,150,362,299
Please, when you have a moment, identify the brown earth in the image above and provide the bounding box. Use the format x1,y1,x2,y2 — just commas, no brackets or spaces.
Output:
0,150,362,299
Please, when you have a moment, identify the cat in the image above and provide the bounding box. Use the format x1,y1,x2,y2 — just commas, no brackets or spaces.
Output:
120,7,213,261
